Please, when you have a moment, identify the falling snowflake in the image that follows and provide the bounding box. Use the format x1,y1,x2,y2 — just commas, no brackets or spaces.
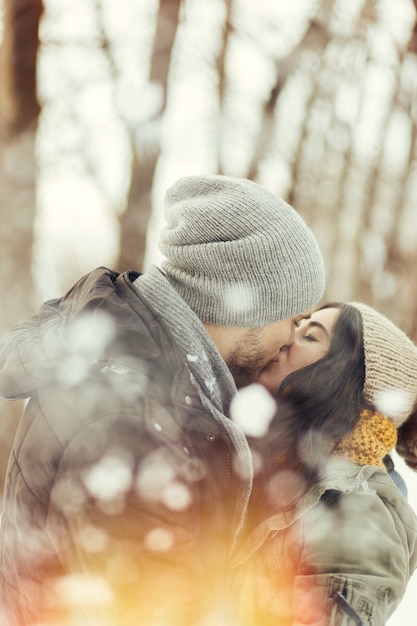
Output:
223,283,255,317
144,527,175,552
230,383,276,437
161,481,191,511
375,388,410,420
84,453,133,502
54,574,113,606
136,455,175,501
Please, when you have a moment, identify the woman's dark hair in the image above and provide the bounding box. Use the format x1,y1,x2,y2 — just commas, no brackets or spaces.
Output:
253,303,368,482
397,404,417,470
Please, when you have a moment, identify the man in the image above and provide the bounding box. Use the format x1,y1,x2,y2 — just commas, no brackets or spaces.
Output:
0,175,325,625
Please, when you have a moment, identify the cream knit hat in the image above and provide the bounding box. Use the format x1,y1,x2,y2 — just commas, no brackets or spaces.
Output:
350,302,417,427
159,175,325,327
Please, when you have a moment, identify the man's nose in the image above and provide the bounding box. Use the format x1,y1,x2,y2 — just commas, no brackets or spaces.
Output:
287,320,296,345
280,321,295,352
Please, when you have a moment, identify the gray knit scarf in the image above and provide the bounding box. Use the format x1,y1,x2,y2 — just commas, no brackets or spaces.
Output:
133,264,253,539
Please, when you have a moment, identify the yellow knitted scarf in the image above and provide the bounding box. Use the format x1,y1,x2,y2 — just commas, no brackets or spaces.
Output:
333,409,397,469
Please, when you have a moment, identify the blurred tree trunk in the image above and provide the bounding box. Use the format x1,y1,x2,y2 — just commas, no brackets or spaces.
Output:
116,0,182,272
0,0,43,331
0,0,44,502
248,18,329,181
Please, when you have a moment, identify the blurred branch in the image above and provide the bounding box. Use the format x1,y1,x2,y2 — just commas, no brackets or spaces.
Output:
248,17,329,182
217,0,233,174
407,2,417,53
0,0,39,333
150,0,181,109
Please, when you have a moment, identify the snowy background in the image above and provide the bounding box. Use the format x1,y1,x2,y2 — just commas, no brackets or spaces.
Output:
2,0,417,623
34,2,417,623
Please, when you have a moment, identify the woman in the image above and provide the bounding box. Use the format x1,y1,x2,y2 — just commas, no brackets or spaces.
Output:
229,302,417,626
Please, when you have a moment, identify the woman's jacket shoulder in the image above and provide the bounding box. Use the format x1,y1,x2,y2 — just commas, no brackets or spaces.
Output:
233,461,417,570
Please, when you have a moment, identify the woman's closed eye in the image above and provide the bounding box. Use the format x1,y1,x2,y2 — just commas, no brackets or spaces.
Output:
302,334,318,342
293,317,316,338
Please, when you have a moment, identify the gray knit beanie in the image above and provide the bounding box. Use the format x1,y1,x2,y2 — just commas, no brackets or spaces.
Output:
159,175,325,327
350,302,417,427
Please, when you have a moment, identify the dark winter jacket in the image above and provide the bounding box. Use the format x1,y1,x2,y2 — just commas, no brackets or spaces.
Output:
0,266,251,626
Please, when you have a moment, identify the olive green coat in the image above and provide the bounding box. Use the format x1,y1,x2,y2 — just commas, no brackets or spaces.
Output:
229,461,417,626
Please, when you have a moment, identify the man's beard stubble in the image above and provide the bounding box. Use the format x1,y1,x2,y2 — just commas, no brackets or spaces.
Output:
226,329,270,389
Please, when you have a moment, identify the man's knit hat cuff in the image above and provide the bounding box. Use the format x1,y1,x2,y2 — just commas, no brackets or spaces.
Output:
163,262,325,327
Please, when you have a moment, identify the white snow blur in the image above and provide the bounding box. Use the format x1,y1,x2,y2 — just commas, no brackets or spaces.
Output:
84,453,133,502
136,450,192,510
58,311,116,385
230,383,276,437
374,388,410,420
144,527,175,552
53,574,114,606
223,284,256,318
63,310,115,359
